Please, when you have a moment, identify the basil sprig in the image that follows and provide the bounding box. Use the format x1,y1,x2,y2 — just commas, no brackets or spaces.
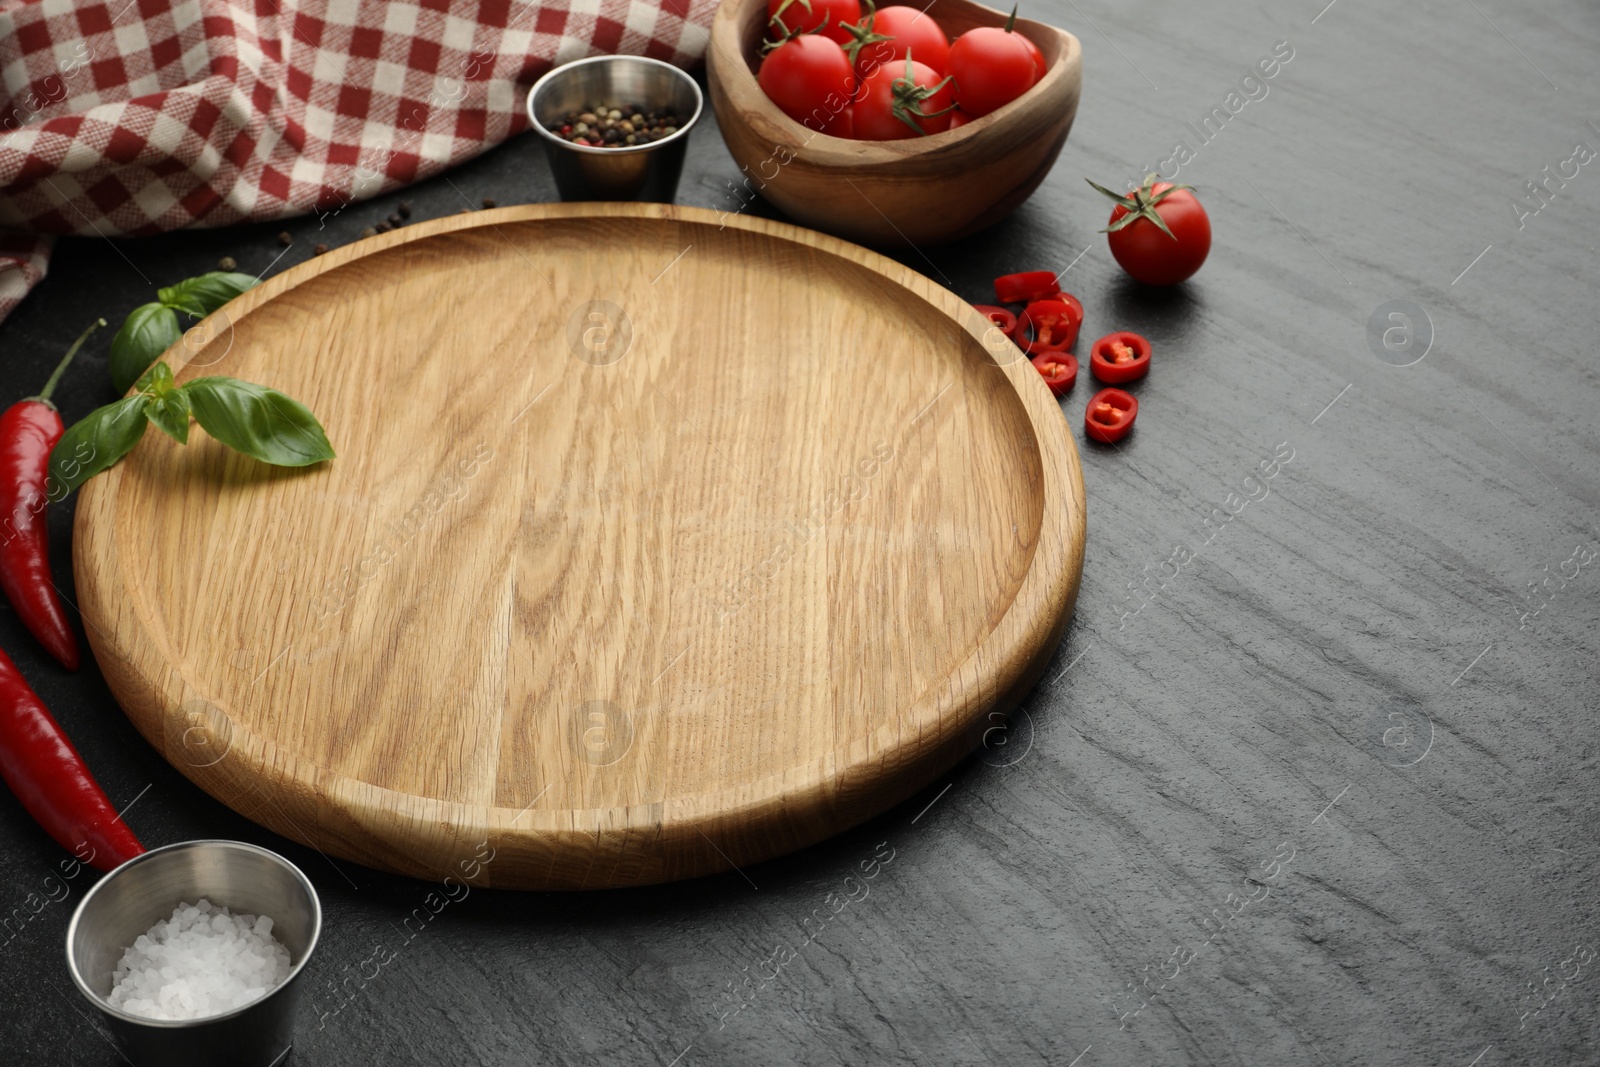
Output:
184,377,333,467
49,361,335,494
109,271,258,393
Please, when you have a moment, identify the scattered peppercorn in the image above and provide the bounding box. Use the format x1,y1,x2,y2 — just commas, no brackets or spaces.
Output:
312,243,328,256
547,103,683,148
481,197,496,209
360,227,378,238
375,221,391,233
217,256,237,271
387,213,402,226
277,232,293,246
397,201,413,218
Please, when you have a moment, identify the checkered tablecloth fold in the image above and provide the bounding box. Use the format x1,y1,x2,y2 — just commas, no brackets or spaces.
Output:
0,0,715,323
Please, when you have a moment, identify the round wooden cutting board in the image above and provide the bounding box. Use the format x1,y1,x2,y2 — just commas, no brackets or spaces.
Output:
75,204,1085,889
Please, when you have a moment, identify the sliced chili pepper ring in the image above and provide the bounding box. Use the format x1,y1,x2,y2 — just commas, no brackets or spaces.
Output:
1019,299,1080,354
994,270,1059,304
1030,352,1077,396
1089,330,1151,384
972,304,1017,336
1085,387,1137,443
1048,292,1085,330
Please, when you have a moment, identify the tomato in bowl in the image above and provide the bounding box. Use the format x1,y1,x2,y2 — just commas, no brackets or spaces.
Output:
707,0,1083,246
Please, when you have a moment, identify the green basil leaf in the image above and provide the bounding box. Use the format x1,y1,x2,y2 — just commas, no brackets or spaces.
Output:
157,271,258,318
134,360,175,397
110,303,181,395
183,377,335,467
47,396,150,495
145,388,192,445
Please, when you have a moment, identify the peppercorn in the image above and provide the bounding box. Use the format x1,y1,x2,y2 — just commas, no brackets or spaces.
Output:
546,101,683,148
217,256,237,271
397,201,413,218
482,197,496,208
360,227,377,238
312,243,328,255
277,231,293,246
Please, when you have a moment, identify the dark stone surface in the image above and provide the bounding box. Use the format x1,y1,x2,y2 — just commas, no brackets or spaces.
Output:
3,0,1598,1063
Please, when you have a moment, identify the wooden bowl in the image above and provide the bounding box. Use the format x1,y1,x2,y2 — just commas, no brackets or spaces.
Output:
707,0,1083,247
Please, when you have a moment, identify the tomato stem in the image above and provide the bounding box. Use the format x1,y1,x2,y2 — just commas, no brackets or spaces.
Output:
888,50,957,134
769,0,815,23
763,14,833,51
1086,172,1195,242
841,0,894,67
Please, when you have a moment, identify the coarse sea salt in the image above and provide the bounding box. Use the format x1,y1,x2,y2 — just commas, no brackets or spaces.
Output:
108,899,292,1021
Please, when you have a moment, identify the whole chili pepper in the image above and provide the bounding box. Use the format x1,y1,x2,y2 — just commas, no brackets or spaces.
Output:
0,645,144,870
1,319,103,670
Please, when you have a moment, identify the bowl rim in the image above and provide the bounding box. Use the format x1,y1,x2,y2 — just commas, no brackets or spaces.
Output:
64,839,324,1029
525,55,705,157
708,0,1081,158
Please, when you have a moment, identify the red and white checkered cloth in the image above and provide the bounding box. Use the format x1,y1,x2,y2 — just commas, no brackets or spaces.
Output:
0,0,715,325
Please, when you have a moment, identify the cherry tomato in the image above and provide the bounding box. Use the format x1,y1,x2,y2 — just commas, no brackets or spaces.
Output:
1020,33,1045,77
947,108,974,129
849,5,950,78
1018,299,1079,353
768,0,861,44
1089,331,1150,384
1088,173,1211,286
759,36,859,127
947,26,1039,117
1085,388,1137,443
1031,352,1077,396
821,103,855,137
854,55,955,139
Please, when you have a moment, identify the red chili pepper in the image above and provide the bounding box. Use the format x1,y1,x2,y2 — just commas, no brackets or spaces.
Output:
994,270,1060,304
1,320,103,671
1085,387,1138,443
1030,352,1077,396
1018,299,1080,353
1089,331,1151,384
972,304,1017,337
0,645,144,870
1048,291,1085,328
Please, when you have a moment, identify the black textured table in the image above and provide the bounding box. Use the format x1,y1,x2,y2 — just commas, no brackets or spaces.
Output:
4,1,1599,1063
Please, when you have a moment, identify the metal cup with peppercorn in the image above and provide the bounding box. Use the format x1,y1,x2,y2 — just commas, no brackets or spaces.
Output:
526,56,704,202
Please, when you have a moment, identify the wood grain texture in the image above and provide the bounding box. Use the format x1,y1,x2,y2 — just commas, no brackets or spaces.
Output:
707,0,1082,246
8,0,1600,1062
71,204,1086,890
